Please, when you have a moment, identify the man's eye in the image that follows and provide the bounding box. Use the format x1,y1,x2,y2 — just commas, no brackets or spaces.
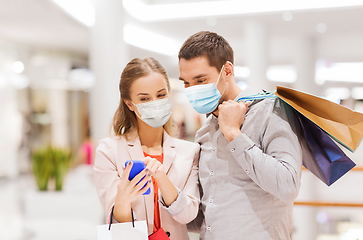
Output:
197,79,206,83
184,82,190,87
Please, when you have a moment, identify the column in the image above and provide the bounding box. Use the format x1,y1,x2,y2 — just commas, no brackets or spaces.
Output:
293,37,320,94
89,0,129,143
48,88,68,148
244,21,272,93
292,36,319,240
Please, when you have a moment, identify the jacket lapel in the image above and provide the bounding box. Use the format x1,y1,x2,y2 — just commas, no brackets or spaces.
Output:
163,131,176,175
126,137,154,234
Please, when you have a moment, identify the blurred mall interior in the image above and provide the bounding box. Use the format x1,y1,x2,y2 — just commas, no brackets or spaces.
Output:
1,0,363,239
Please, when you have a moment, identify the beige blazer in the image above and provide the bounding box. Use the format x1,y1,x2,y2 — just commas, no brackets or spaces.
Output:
94,131,200,240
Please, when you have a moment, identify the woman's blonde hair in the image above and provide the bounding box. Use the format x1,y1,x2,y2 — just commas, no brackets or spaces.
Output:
112,57,172,139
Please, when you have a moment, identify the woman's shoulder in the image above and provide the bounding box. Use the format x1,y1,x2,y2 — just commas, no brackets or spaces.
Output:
171,137,199,150
97,136,127,149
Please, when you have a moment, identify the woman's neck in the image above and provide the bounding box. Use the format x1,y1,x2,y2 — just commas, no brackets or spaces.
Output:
138,120,164,154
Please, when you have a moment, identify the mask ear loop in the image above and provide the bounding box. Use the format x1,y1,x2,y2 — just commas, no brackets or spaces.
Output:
216,65,227,98
131,101,142,119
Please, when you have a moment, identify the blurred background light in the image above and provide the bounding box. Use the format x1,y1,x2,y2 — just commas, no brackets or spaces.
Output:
0,74,7,89
316,61,363,83
51,0,95,27
123,24,180,56
325,87,351,103
11,61,24,74
316,23,328,33
234,66,251,79
351,87,363,100
11,74,29,89
282,12,294,21
123,0,363,22
266,65,297,82
68,68,95,90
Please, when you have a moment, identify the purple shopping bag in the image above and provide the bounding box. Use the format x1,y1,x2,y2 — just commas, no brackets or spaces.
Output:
296,111,356,186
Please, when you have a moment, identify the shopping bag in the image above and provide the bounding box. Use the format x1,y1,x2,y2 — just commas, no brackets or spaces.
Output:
237,86,362,185
238,86,363,152
294,110,356,186
275,86,363,152
96,220,148,240
148,227,170,240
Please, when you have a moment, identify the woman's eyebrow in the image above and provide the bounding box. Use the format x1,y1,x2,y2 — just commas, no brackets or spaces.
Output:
137,92,149,96
157,88,166,93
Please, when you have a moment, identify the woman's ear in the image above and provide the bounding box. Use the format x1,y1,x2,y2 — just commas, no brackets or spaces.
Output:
124,100,134,111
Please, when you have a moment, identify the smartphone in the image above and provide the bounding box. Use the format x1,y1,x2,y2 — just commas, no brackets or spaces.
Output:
124,160,151,195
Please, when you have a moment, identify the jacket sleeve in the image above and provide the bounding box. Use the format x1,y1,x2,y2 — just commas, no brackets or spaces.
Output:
93,138,120,221
159,143,200,224
226,99,302,203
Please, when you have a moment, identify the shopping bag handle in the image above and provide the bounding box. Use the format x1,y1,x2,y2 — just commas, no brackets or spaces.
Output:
237,90,277,103
108,205,135,230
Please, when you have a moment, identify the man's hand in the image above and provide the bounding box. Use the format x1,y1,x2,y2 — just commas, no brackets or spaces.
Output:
218,100,251,142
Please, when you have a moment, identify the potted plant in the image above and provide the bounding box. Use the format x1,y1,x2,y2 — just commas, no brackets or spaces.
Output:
52,147,72,191
32,146,72,191
32,147,53,191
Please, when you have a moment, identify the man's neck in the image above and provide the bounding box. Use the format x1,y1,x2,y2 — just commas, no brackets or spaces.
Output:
213,79,242,117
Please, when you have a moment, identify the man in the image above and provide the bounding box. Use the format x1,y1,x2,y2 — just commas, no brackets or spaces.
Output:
178,31,302,240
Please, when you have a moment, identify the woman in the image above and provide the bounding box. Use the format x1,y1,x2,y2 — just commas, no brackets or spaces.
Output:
94,57,200,240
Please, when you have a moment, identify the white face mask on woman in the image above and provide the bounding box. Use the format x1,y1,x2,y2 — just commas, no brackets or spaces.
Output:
132,97,172,128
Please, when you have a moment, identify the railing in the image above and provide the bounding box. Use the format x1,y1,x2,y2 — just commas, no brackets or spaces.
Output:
294,201,363,207
295,166,363,207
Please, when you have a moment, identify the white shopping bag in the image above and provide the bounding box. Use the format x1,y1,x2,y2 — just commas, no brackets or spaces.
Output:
97,220,148,240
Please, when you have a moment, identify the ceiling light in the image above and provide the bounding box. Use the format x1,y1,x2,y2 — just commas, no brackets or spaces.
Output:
316,23,327,33
266,65,297,82
234,66,251,79
11,61,24,74
325,87,350,101
123,24,180,56
123,0,363,22
351,87,363,99
282,12,293,21
51,0,95,27
315,61,363,83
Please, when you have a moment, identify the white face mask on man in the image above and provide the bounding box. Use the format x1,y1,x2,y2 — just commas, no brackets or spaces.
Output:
132,97,172,128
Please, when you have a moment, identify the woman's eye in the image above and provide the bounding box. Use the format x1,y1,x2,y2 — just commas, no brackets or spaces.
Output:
158,93,166,98
197,79,206,84
140,97,149,101
184,82,190,87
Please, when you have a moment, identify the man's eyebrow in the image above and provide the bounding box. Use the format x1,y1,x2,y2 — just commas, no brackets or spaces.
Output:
193,74,207,79
178,74,207,81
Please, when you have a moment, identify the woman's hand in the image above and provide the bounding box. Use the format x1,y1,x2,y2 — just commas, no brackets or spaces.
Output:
143,156,166,181
113,161,151,222
143,156,178,207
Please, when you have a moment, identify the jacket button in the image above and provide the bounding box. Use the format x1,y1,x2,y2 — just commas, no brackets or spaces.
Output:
166,231,170,237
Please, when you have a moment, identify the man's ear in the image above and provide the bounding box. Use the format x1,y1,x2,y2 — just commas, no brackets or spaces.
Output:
124,100,134,111
224,61,234,80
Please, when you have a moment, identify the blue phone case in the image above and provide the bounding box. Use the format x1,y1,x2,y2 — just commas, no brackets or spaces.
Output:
124,160,151,195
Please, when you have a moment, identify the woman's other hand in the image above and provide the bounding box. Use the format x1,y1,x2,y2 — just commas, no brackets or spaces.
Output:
113,161,151,222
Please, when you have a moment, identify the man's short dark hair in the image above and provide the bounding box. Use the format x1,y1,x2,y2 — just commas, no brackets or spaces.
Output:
178,31,234,72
